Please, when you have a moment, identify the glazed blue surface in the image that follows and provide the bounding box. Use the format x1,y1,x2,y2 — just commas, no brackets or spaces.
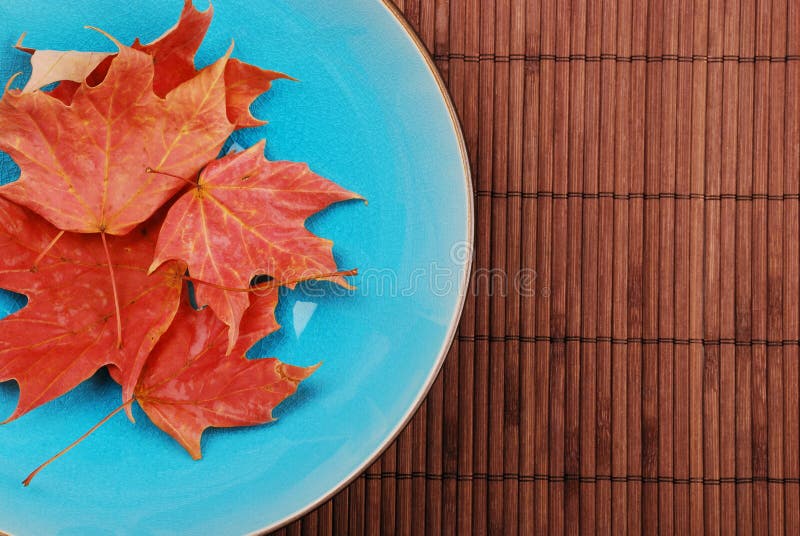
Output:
0,1,470,535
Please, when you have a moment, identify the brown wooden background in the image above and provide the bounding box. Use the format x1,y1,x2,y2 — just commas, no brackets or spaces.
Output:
273,0,800,533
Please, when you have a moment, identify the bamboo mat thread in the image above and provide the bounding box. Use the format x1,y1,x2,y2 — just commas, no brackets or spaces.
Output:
270,0,800,533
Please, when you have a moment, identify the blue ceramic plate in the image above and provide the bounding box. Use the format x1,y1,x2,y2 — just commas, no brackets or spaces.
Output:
0,1,471,534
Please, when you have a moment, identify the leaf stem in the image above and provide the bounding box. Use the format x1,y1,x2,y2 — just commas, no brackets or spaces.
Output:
83,26,123,49
22,400,133,487
31,230,65,271
4,72,22,93
101,231,123,348
145,167,197,187
183,268,359,293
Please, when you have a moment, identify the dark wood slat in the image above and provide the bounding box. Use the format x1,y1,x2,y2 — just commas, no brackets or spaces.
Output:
611,0,631,531
595,1,616,533
628,0,647,531
703,0,723,532
767,2,788,534
364,459,381,534
488,0,509,533
718,1,740,533
503,1,526,534
316,499,332,535
581,0,601,532
564,0,586,533
548,0,571,533
689,0,708,532
471,1,496,534
410,402,428,536
735,0,755,533
783,2,800,534
346,474,364,536
673,0,693,532
752,0,771,531
535,0,556,533
517,0,539,533
380,443,397,535
285,520,301,536
455,0,478,533
642,0,663,533
300,509,317,536
658,1,678,534
395,425,413,536
424,372,443,535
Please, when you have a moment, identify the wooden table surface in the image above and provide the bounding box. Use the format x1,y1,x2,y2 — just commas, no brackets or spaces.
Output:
273,0,800,533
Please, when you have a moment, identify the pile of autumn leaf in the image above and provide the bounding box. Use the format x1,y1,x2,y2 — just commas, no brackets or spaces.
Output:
0,0,361,479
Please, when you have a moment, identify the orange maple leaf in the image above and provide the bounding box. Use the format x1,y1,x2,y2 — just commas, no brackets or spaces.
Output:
0,36,233,236
0,198,185,421
135,290,317,459
150,140,362,352
16,1,289,127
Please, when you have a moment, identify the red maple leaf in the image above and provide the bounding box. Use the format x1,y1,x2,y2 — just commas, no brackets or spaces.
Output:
17,0,288,128
130,0,215,98
0,37,233,236
223,58,291,128
130,0,290,127
150,140,362,352
0,198,185,422
0,34,234,346
134,290,317,459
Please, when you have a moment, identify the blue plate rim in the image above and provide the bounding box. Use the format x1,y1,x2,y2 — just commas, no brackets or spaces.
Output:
248,1,474,533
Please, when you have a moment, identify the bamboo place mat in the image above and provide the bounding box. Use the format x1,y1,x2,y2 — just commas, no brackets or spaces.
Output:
273,0,800,534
